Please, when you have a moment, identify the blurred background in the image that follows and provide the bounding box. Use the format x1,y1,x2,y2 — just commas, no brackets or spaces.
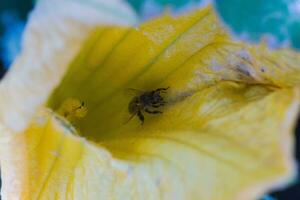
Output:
0,0,299,199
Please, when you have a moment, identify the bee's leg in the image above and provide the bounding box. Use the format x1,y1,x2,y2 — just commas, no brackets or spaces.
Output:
155,87,170,93
145,109,163,114
137,111,144,124
152,101,167,108
151,103,164,108
151,104,162,108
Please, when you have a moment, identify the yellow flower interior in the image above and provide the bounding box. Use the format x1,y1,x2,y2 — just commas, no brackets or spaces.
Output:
47,7,284,142
22,87,298,199
25,6,300,199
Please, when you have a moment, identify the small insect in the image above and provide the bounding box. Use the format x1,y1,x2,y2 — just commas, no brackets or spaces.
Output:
127,87,169,124
57,98,87,123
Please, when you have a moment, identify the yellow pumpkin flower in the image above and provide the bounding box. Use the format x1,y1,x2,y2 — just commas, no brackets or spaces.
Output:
0,0,300,199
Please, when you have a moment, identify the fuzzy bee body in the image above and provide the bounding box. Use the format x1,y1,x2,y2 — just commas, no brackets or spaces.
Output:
127,87,169,124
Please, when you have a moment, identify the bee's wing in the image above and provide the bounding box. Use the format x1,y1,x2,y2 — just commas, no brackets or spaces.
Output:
123,88,144,97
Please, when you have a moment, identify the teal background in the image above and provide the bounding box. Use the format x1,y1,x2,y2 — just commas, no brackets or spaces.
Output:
0,0,299,68
215,0,300,49
129,0,300,50
0,0,32,35
0,0,33,68
128,0,198,12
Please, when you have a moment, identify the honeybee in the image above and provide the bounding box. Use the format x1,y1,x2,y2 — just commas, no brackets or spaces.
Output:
127,87,169,124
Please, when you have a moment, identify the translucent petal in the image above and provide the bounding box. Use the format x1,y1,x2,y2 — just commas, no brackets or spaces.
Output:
0,0,137,132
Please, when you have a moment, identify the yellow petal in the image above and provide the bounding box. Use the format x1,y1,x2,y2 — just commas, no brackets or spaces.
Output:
1,4,300,200
1,88,299,199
